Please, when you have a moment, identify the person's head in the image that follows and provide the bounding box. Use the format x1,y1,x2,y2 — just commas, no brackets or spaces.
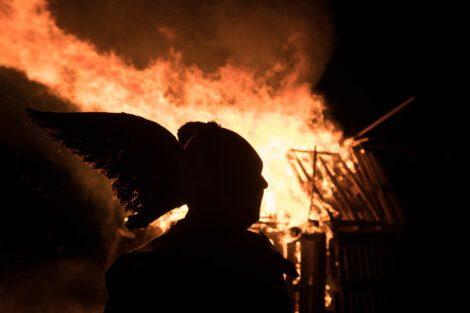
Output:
179,122,268,230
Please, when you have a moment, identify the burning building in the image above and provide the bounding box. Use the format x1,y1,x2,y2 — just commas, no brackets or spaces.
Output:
1,1,414,312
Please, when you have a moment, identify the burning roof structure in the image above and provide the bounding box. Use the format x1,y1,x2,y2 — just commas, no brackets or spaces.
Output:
280,98,413,313
287,139,405,233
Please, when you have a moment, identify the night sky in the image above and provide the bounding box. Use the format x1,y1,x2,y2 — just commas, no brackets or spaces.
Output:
1,0,464,312
318,2,466,311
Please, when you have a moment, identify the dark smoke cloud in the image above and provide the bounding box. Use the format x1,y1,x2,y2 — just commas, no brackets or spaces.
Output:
0,69,121,245
0,259,106,313
0,68,123,311
49,0,335,85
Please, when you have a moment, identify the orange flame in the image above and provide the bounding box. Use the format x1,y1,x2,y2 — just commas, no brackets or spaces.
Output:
0,0,347,231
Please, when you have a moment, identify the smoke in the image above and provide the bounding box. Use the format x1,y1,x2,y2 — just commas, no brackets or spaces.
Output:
0,68,122,311
0,68,122,238
48,0,335,86
0,259,106,313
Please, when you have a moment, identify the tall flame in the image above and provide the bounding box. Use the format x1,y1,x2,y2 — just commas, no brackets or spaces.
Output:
0,0,345,229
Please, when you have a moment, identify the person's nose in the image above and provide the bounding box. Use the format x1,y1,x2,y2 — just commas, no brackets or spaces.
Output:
261,175,268,189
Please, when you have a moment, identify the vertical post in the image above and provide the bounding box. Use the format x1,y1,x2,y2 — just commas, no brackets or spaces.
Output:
312,146,317,188
287,239,302,313
309,146,318,222
299,233,326,313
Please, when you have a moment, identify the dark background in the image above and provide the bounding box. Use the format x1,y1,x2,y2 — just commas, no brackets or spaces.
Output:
1,0,465,312
317,2,466,312
317,2,467,312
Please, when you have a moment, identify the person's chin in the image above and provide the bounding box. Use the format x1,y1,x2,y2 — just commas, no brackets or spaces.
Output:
246,210,260,225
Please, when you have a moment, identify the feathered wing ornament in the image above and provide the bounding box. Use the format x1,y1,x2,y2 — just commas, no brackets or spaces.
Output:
27,109,184,229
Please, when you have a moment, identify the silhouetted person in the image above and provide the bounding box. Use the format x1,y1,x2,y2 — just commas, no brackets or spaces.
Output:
105,122,297,313
26,110,298,313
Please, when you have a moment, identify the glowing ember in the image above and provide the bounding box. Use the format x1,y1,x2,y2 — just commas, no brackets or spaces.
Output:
0,0,348,232
325,284,332,307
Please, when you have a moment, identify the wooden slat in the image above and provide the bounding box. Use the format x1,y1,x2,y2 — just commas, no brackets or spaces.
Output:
292,234,326,313
338,157,380,222
320,157,359,221
330,233,407,313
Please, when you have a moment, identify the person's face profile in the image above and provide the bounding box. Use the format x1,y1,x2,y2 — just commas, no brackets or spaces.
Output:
222,157,267,228
183,125,269,229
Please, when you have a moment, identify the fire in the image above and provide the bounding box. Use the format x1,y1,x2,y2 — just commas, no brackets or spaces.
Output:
0,0,347,232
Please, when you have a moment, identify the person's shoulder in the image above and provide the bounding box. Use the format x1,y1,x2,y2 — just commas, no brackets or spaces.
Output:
105,245,174,292
241,229,299,278
105,250,147,293
239,229,274,248
108,250,148,271
135,223,187,252
107,231,175,277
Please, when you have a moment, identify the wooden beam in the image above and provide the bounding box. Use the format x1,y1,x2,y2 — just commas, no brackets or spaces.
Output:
338,157,380,221
354,96,415,139
320,157,360,221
